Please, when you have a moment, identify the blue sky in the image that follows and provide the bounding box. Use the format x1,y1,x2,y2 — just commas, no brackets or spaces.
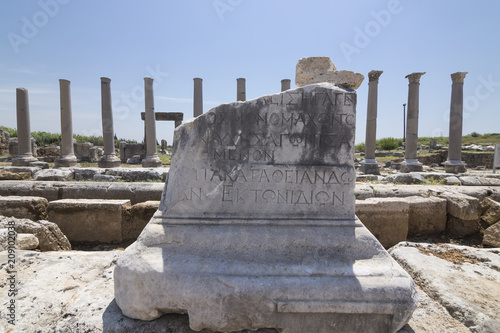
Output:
1,0,499,144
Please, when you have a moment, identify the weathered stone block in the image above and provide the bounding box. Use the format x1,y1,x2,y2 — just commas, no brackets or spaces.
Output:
405,196,447,236
0,230,39,250
34,169,75,181
295,57,364,89
48,199,131,243
483,222,500,247
480,197,500,226
356,198,409,248
447,216,481,237
434,191,481,220
0,195,48,220
0,215,71,251
122,201,160,241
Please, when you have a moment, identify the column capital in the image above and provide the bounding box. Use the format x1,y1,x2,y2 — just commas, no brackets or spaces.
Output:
451,72,468,83
405,72,426,83
59,79,70,84
100,77,111,83
368,70,383,83
194,77,203,82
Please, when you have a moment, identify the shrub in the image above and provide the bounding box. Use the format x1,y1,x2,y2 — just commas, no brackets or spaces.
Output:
376,137,402,151
470,131,480,137
355,142,365,152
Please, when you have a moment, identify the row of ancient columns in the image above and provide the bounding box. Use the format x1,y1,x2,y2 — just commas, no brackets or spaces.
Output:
361,71,468,174
13,77,292,168
12,77,163,168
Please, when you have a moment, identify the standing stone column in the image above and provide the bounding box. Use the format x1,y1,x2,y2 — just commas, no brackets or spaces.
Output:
12,88,37,166
237,78,246,101
142,77,162,168
281,79,291,92
193,78,203,117
444,72,468,173
55,79,78,168
98,77,121,168
360,70,383,175
401,72,425,173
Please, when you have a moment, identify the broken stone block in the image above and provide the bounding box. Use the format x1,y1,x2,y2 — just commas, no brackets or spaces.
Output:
295,56,364,89
480,197,500,226
483,222,500,247
447,216,481,237
122,201,160,241
0,195,48,220
356,197,409,248
0,215,71,251
406,196,447,236
433,191,481,220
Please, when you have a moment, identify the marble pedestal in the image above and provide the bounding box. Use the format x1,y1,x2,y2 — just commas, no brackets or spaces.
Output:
359,160,380,175
98,155,121,168
443,160,466,174
114,83,416,333
401,159,423,173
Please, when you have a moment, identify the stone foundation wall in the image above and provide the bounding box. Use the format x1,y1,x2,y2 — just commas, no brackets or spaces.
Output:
416,151,494,168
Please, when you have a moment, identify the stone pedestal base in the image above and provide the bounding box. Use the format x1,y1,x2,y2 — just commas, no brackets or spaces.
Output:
55,156,79,168
359,161,380,175
443,161,466,174
114,217,417,333
141,156,162,168
401,160,423,173
12,155,38,167
98,155,121,168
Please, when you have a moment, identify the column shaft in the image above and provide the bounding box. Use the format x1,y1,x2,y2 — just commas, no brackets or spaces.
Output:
55,79,78,167
98,77,120,168
12,88,37,166
142,77,162,167
237,78,246,101
193,78,203,117
281,79,291,92
445,72,467,173
402,72,425,172
360,71,383,175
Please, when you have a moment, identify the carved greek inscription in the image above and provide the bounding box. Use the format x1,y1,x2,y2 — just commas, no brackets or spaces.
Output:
196,167,355,185
221,185,346,206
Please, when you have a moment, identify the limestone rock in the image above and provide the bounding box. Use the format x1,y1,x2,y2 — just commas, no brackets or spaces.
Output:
0,230,39,250
74,168,105,181
0,170,31,180
385,173,427,185
390,243,500,332
295,57,364,89
432,191,481,220
0,215,71,251
483,222,500,247
34,168,75,181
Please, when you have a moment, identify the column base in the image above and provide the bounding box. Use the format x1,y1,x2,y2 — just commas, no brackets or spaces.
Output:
98,155,121,168
142,156,162,168
12,155,38,167
55,155,79,168
401,159,423,173
359,161,380,175
443,160,466,174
